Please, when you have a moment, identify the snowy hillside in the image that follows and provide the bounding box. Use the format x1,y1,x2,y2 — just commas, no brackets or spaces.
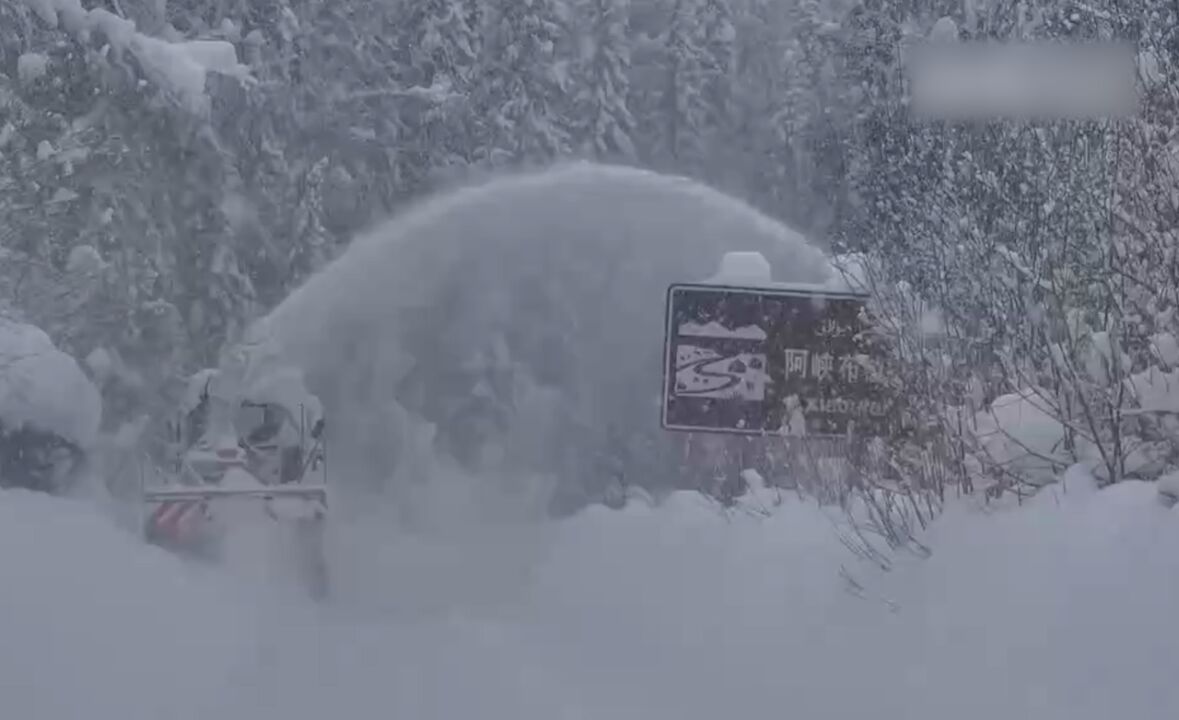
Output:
2,473,1177,720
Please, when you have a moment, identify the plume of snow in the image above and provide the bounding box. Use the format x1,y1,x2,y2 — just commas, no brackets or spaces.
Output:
247,162,833,505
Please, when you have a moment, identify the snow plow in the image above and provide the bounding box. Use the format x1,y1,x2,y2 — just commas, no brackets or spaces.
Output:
141,358,330,599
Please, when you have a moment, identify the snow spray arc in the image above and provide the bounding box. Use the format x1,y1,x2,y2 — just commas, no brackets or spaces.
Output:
660,283,895,437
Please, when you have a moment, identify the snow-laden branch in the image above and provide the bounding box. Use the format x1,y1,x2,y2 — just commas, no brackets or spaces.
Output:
339,78,460,106
22,0,251,116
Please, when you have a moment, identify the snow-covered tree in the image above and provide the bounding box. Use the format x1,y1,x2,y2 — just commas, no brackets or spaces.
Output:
405,0,482,88
696,0,734,132
475,0,576,164
654,0,709,170
0,0,254,426
572,0,637,160
394,0,486,182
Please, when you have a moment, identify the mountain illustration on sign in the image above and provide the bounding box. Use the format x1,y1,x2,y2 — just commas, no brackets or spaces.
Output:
674,345,768,400
678,321,768,340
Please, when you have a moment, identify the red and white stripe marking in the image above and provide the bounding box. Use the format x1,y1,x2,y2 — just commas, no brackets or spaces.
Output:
149,500,207,542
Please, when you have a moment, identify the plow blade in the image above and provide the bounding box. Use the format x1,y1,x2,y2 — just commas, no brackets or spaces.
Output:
143,484,328,503
142,485,329,599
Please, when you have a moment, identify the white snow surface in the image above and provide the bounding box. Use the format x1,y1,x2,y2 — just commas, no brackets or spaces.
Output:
16,52,49,84
704,249,773,284
1129,366,1179,415
65,243,105,275
1153,331,1179,367
929,15,959,41
0,317,100,447
246,162,834,494
971,390,1068,486
1160,471,1179,501
215,340,324,425
0,490,257,720
3,473,1179,720
180,367,219,413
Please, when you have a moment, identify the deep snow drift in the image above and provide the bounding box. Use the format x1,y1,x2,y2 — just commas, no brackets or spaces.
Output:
246,163,834,506
0,490,260,720
3,473,1178,720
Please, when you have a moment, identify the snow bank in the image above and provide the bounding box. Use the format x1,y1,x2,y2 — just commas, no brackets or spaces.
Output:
881,479,1179,720
0,489,262,720
3,471,1179,719
704,249,774,284
249,162,833,500
0,317,100,447
307,477,1179,720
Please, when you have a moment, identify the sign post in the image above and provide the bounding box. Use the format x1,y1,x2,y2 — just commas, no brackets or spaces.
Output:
660,281,892,438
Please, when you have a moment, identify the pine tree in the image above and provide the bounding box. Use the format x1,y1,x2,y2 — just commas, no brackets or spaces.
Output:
0,0,260,421
697,0,734,133
476,0,576,164
573,0,637,160
658,0,709,171
410,0,482,86
395,0,485,181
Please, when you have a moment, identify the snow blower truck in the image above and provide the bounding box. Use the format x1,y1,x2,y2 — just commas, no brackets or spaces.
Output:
141,355,329,599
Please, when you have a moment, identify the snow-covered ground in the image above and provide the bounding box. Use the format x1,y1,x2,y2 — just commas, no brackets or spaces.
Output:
3,471,1177,720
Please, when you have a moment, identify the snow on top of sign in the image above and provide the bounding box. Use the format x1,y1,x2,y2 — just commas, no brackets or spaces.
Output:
699,251,871,298
678,321,768,340
704,251,773,285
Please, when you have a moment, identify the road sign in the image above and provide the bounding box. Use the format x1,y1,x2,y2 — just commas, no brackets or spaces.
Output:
661,283,893,437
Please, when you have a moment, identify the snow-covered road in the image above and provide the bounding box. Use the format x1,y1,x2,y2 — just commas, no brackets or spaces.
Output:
3,475,1178,720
